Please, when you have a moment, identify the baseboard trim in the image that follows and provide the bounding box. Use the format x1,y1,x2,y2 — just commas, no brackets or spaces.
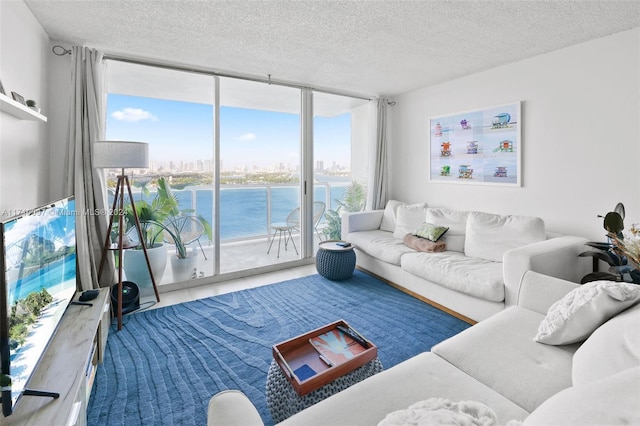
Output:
356,266,477,325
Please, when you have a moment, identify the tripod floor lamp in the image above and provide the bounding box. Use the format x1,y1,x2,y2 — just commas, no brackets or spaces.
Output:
94,141,160,331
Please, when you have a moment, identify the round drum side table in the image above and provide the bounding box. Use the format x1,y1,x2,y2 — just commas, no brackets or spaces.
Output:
316,240,356,280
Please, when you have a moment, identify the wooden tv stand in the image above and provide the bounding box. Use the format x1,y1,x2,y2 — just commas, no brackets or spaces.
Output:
5,288,110,426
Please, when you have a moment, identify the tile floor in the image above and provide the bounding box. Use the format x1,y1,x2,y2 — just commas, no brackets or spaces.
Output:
143,264,318,311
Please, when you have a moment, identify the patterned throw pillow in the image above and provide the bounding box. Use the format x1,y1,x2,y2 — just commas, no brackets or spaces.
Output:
535,281,640,345
414,222,449,242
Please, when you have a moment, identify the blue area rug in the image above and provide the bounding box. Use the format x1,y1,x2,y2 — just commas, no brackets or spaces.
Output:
87,270,470,425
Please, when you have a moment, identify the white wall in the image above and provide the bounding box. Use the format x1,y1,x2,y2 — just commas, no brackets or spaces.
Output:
47,40,73,202
0,1,51,213
390,28,640,241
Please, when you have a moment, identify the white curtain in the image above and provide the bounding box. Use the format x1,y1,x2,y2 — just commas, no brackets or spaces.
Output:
65,46,113,291
367,97,389,210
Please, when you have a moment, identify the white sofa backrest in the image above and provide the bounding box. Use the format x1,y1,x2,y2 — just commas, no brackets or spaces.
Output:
572,302,640,386
379,200,407,232
465,212,546,262
425,208,469,253
392,203,428,239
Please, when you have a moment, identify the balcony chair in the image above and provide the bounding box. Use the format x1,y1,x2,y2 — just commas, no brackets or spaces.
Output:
163,215,208,260
312,201,326,240
267,207,300,258
266,202,326,258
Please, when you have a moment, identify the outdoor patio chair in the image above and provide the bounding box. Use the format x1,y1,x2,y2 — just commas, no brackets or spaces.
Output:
163,214,208,260
267,202,326,258
267,207,300,258
312,201,326,240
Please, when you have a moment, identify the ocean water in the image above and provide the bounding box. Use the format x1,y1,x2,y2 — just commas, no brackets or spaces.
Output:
139,184,347,241
10,253,77,303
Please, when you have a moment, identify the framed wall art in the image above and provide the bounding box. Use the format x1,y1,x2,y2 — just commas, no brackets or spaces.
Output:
429,102,521,187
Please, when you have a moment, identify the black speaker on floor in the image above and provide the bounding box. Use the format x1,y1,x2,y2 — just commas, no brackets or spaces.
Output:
111,281,140,315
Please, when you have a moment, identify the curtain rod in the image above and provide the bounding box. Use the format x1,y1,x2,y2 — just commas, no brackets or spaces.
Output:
102,53,374,102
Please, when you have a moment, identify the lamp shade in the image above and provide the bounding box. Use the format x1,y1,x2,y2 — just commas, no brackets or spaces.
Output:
93,141,149,169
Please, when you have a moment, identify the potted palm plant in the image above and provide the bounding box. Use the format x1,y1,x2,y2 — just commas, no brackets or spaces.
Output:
147,178,212,282
121,181,174,293
323,181,367,240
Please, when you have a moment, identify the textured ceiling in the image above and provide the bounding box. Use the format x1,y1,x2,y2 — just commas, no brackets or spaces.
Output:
23,0,640,97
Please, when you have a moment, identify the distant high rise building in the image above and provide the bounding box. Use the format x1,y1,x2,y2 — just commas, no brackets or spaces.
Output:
316,160,324,172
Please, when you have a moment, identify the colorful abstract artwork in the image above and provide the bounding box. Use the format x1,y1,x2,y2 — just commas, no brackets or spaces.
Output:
429,102,521,186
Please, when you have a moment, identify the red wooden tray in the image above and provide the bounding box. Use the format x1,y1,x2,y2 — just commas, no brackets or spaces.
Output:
272,319,377,396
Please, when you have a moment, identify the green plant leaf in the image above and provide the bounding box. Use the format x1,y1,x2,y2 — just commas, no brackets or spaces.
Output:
603,211,624,234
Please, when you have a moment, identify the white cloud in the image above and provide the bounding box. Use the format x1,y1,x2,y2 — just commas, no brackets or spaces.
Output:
237,132,256,142
111,108,158,122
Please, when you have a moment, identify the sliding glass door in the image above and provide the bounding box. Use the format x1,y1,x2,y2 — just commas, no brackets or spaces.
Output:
105,60,216,292
105,59,370,289
218,78,302,273
313,93,371,247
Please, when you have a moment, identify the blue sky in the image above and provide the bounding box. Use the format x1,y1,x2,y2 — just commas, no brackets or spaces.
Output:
106,94,351,170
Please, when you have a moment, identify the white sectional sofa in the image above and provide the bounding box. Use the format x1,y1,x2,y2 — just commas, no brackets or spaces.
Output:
342,201,591,322
207,271,640,425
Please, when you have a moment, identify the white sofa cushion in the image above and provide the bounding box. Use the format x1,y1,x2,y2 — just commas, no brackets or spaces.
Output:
348,230,415,266
379,200,406,232
401,252,504,302
464,212,546,262
425,208,469,253
523,366,640,426
535,281,640,345
392,203,428,239
572,302,640,386
279,352,529,426
432,307,578,412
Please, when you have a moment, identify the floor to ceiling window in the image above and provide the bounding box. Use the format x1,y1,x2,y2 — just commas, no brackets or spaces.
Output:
313,93,370,245
105,60,215,295
218,77,302,273
104,59,370,291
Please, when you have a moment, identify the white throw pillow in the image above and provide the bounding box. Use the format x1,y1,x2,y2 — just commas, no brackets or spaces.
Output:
464,212,546,262
378,398,500,426
572,302,640,386
523,366,640,426
379,200,406,232
392,203,428,239
535,281,640,345
425,208,469,253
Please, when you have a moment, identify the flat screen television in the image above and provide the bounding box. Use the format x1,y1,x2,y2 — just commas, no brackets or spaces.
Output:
0,196,77,417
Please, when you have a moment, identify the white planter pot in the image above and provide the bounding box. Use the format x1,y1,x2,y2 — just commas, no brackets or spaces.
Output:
123,243,167,296
170,252,198,283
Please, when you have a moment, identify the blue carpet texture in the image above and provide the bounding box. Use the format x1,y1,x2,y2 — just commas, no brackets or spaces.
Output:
88,270,470,425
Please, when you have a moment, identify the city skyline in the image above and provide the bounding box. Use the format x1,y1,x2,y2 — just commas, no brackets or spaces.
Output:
105,94,353,171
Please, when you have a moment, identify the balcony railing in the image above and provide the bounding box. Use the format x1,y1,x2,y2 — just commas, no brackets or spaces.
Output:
124,182,346,245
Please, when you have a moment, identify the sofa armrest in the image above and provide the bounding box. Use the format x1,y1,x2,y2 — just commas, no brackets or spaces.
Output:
503,236,589,307
517,270,579,314
341,210,384,237
207,390,264,426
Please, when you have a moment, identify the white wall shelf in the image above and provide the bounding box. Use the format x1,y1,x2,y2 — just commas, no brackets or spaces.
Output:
0,92,47,122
